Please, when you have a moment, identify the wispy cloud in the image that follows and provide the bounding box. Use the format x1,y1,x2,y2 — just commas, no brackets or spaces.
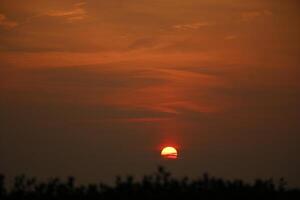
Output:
240,10,272,22
172,21,213,30
224,35,238,40
45,1,87,22
0,13,18,29
124,117,171,123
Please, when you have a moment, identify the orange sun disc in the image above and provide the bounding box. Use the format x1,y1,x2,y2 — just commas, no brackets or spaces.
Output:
161,146,178,159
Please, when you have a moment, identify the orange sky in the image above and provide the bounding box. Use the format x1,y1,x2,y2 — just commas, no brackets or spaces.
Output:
1,0,300,186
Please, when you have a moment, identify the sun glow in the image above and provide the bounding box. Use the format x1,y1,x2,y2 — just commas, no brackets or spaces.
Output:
161,146,178,159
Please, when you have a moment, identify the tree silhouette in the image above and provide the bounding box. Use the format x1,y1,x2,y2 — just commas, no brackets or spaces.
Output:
0,166,299,199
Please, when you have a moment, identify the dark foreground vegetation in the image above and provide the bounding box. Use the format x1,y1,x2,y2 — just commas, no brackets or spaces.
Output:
1,166,299,200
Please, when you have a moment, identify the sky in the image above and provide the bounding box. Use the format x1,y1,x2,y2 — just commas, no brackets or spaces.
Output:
0,0,300,186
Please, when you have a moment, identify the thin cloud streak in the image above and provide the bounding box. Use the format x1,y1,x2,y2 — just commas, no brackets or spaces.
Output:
45,1,87,22
0,13,18,29
172,21,213,30
240,9,272,22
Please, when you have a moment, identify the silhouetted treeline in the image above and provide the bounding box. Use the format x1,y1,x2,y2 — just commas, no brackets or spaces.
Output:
0,166,299,200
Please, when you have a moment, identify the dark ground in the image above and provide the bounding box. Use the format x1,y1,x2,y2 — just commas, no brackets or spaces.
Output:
1,166,299,200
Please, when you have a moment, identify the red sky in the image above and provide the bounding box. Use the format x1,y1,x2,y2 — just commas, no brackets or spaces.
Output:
1,0,300,186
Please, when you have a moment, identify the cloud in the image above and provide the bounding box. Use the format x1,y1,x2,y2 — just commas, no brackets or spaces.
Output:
45,1,87,22
172,21,213,30
0,14,18,29
123,117,171,123
240,10,272,22
128,37,156,49
224,35,238,40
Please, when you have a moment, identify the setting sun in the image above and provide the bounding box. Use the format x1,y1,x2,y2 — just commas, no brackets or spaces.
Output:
161,146,178,159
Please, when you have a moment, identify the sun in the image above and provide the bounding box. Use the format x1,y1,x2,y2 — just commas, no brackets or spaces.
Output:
161,146,178,159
